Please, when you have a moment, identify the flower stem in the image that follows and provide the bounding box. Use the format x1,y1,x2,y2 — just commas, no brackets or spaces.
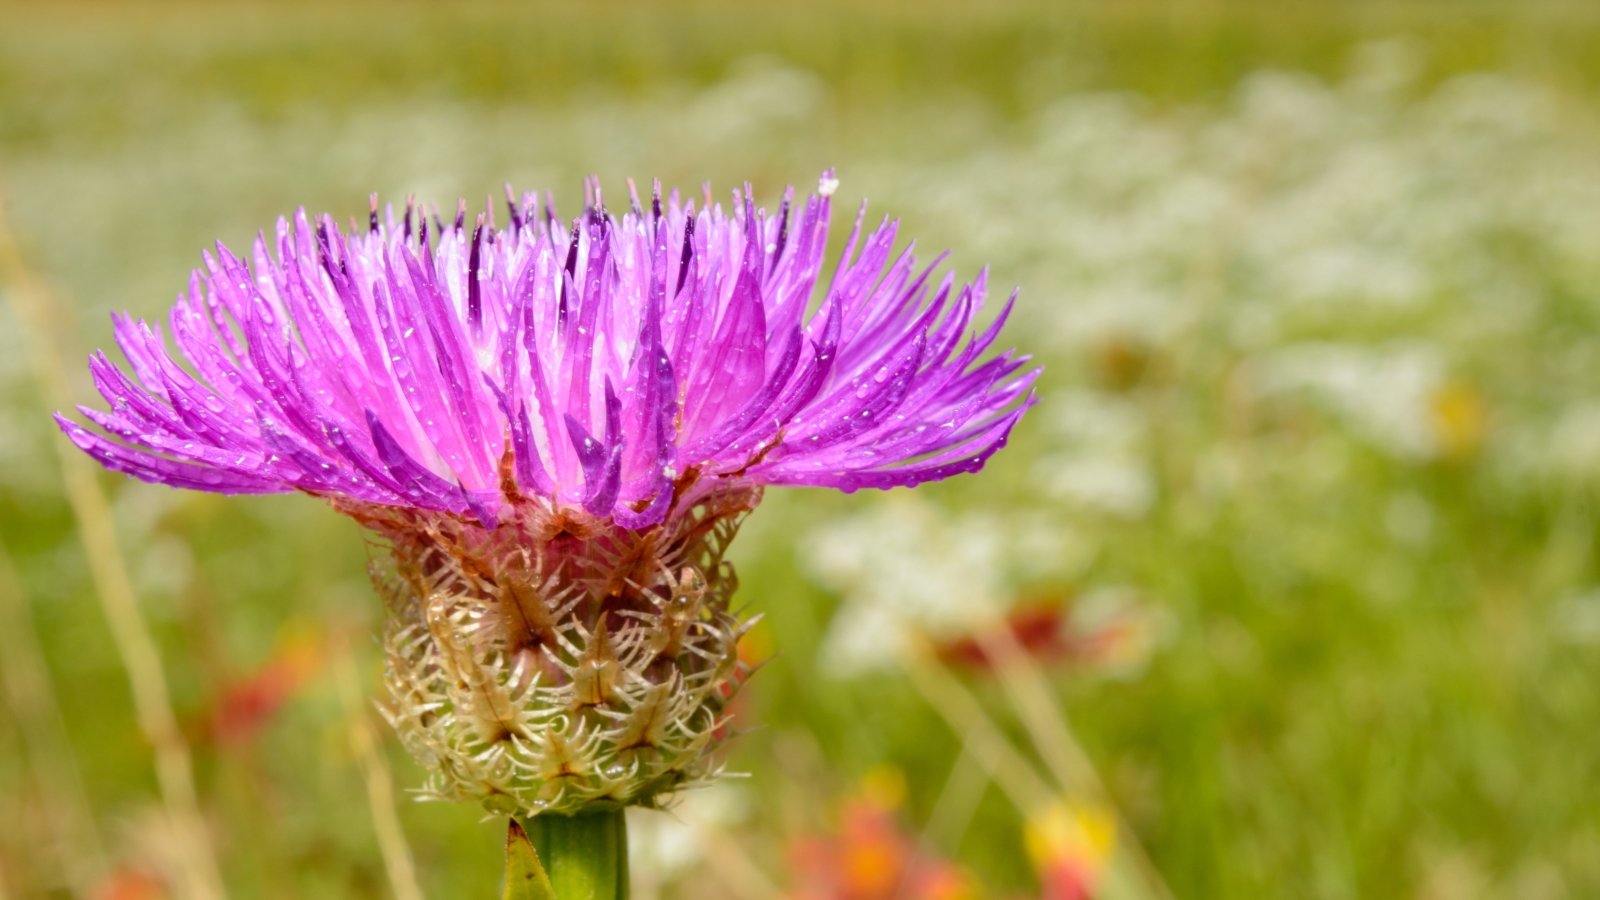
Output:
507,811,629,900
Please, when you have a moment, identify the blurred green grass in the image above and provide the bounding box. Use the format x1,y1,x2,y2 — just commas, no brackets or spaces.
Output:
3,2,1600,898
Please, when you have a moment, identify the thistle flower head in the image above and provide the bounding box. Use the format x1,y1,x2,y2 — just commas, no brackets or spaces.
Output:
56,173,1037,816
57,172,1036,527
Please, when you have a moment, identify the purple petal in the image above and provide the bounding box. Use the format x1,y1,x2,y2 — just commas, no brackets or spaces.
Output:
56,173,1036,525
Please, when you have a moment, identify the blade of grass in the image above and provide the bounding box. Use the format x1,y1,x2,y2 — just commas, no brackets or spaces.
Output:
919,744,989,856
0,187,225,900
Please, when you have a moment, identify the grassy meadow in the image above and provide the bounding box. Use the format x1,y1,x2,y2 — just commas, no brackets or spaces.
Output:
3,2,1600,898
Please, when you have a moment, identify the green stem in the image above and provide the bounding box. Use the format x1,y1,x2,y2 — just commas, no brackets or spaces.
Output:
506,810,629,900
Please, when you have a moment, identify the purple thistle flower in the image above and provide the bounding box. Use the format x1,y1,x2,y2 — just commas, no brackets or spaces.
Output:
55,173,1038,817
57,173,1037,529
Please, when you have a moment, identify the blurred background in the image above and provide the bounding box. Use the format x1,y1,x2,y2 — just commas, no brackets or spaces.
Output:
3,2,1600,898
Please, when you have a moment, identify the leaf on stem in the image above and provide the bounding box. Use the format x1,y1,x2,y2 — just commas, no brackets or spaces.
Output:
504,818,558,900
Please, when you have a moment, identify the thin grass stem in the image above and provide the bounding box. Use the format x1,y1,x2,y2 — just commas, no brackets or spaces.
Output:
897,638,1054,814
971,617,1175,900
919,744,989,856
333,631,425,900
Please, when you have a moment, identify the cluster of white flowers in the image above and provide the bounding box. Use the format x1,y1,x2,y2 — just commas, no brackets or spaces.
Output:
802,492,1158,677
882,41,1600,359
806,498,1016,675
1033,389,1157,518
808,495,1095,667
803,40,1600,667
1247,342,1448,459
